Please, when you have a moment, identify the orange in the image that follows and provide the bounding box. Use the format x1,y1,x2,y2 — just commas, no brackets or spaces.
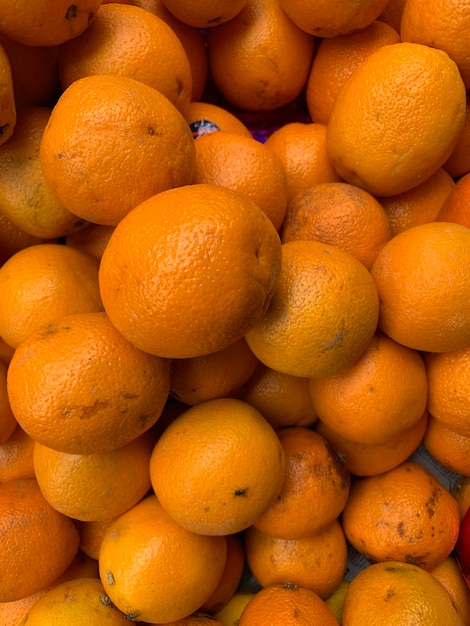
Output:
423,415,470,477
214,591,256,626
207,0,315,112
265,122,341,202
437,171,470,229
39,74,196,226
305,20,400,125
237,582,339,625
401,0,470,89
59,3,193,117
309,331,428,446
159,0,248,28
0,589,49,626
99,183,282,359
326,42,467,197
170,338,259,406
245,240,379,379
192,130,289,230
443,95,470,178
7,311,170,454
0,213,46,268
188,101,252,139
0,424,36,484
0,243,103,350
78,517,118,561
253,427,350,540
430,555,470,626
341,461,461,571
280,0,389,37
0,41,16,147
452,476,470,521
0,335,14,366
341,561,465,625
65,223,115,261
0,478,79,602
0,360,16,444
33,431,154,522
150,397,286,535
148,616,224,626
377,167,455,237
99,494,227,623
370,221,470,352
57,549,100,583
280,181,392,270
377,0,407,31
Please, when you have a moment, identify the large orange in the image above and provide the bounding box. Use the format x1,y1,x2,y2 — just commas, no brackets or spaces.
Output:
159,0,248,28
99,184,281,359
0,41,16,147
326,42,466,196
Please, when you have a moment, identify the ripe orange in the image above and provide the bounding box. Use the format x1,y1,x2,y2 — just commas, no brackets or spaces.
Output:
0,335,14,366
0,213,46,268
187,101,252,138
423,415,470,477
65,223,115,261
99,495,227,623
370,221,470,352
0,424,36,484
452,476,470,522
214,591,256,626
437,171,470,229
99,184,282,359
326,42,466,196
148,616,224,626
0,360,17,444
0,41,17,147
280,181,392,270
443,95,470,178
7,311,170,454
150,398,286,535
39,74,196,226
377,0,406,31
78,517,117,561
159,0,248,28
245,240,379,379
207,0,315,111
430,555,470,626
342,461,461,571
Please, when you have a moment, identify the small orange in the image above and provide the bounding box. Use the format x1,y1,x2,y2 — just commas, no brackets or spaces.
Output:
370,221,470,352
437,171,470,229
423,415,470,477
99,184,282,359
0,213,45,268
214,591,256,626
7,311,170,454
0,335,14,366
451,476,470,521
377,0,407,31
65,223,115,261
0,360,17,444
57,549,100,583
159,0,248,28
39,74,196,226
430,555,470,626
341,461,460,571
245,240,379,379
78,517,118,561
0,478,80,602
0,424,36,484
188,101,252,138
253,427,350,540
443,96,470,178
0,41,16,147
99,495,227,623
150,398,286,535
280,181,392,270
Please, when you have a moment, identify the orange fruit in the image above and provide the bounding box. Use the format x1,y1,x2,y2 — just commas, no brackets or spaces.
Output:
342,461,461,571
309,331,428,446
99,494,227,623
238,582,339,625
377,167,455,237
7,311,170,454
305,20,400,125
159,0,248,28
65,223,115,261
78,517,117,561
0,243,103,350
150,397,286,535
245,239,379,379
39,74,196,226
170,338,259,406
0,360,16,444
443,95,470,178
437,171,470,229
423,415,470,477
430,555,470,626
207,0,315,112
341,561,465,625
33,431,154,522
326,42,466,197
451,476,470,521
280,0,389,37
0,41,16,147
0,335,14,366
187,101,252,138
0,213,46,268
192,130,289,230
0,590,49,626
265,122,341,202
99,183,282,359
214,591,256,626
371,221,470,353
0,478,80,602
0,424,35,484
253,427,350,540
280,181,392,270
377,0,407,31
59,3,193,117
57,549,100,583
148,616,224,626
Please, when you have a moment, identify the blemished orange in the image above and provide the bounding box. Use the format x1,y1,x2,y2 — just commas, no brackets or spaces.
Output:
423,415,470,477
280,181,392,270
264,122,341,202
214,591,256,626
0,213,46,267
308,332,428,446
150,398,286,535
207,0,315,112
39,74,196,226
59,3,193,117
0,243,103,349
341,561,465,626
370,221,470,352
305,20,400,125
245,240,379,379
66,223,115,261
170,338,259,406
0,41,16,147
99,495,227,623
430,556,470,626
78,517,117,561
0,360,16,443
160,0,248,28
253,427,350,540
192,130,289,230
326,42,467,197
187,101,252,138
0,424,35,484
452,476,470,521
99,184,282,359
0,478,80,602
238,582,339,625
33,431,154,522
437,171,470,229
443,96,470,178
7,311,170,455
377,167,455,237
341,461,461,571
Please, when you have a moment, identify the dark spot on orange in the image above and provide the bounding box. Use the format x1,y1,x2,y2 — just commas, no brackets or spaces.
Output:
65,4,77,19
234,488,248,497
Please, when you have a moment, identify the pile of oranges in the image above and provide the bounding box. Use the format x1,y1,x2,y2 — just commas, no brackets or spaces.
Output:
1,0,470,624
